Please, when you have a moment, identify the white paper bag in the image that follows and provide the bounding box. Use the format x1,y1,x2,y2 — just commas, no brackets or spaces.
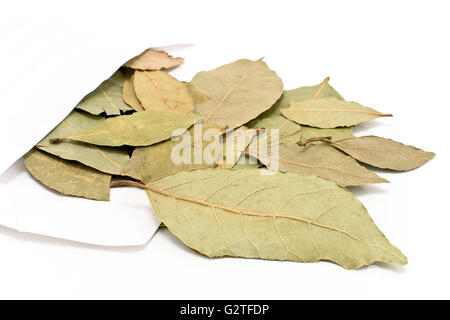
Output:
0,5,187,245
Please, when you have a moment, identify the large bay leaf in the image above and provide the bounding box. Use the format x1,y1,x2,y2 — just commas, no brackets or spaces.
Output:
300,127,354,144
123,49,183,70
24,149,110,201
53,110,202,147
249,144,388,187
37,110,129,175
76,70,133,116
328,136,435,171
122,74,145,112
134,70,194,113
190,59,283,129
186,82,213,108
139,168,406,269
282,97,392,128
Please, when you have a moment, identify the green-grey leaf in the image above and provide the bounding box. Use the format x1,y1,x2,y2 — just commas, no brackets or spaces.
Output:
24,149,111,201
37,110,129,175
248,144,388,187
190,59,283,130
257,79,344,119
245,79,342,146
329,136,435,171
123,74,145,112
55,110,202,147
76,70,134,116
145,168,406,269
281,97,392,128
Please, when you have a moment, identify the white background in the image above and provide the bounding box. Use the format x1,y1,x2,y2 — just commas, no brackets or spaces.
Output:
1,0,449,299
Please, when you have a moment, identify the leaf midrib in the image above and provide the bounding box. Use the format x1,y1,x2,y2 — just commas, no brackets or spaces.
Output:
60,120,124,171
143,181,403,262
203,62,260,123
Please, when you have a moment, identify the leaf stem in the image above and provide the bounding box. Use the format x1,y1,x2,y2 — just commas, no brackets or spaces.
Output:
49,137,70,144
297,136,333,147
111,180,149,190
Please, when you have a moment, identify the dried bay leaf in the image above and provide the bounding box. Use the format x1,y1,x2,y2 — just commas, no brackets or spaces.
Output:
53,110,202,147
134,70,194,113
186,82,212,107
76,70,133,116
24,149,110,201
245,78,339,146
282,97,392,128
37,110,129,175
326,136,435,171
256,77,344,119
249,144,388,187
122,74,145,112
139,169,406,269
190,59,283,130
123,49,183,70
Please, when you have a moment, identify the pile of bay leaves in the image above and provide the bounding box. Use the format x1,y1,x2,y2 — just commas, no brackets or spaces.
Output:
24,49,434,269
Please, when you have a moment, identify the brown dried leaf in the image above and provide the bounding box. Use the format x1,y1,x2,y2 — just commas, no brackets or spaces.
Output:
123,49,183,70
134,70,194,113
